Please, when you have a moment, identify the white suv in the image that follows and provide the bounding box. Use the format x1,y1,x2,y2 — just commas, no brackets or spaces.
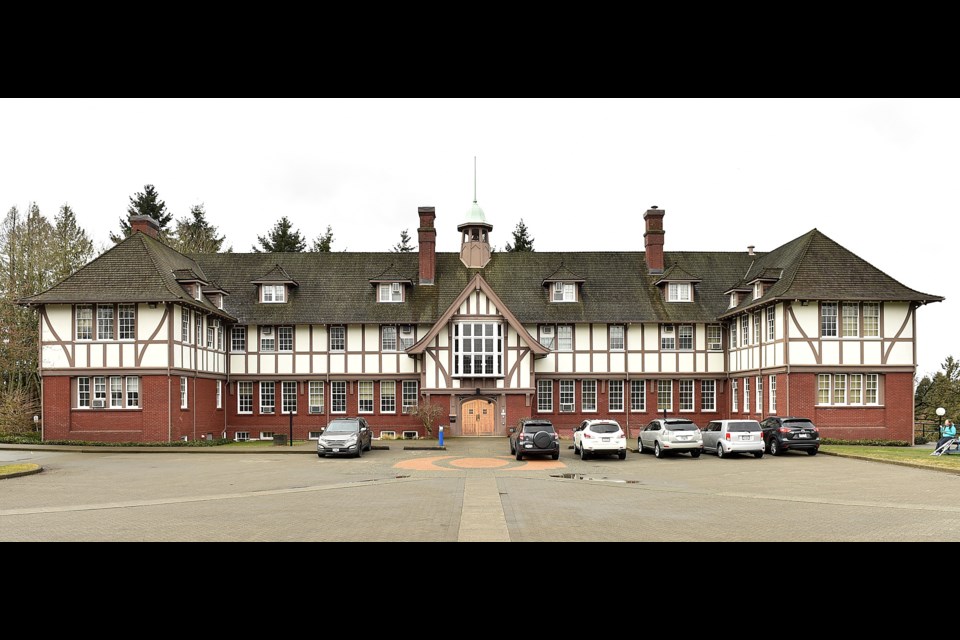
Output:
637,418,703,458
573,419,627,460
702,419,765,458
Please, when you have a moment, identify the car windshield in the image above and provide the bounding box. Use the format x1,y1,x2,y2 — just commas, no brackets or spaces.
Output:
783,420,816,429
524,423,555,433
665,421,697,431
325,420,360,433
728,421,761,432
590,423,620,434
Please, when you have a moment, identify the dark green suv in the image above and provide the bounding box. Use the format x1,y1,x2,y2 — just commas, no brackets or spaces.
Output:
509,418,560,460
760,416,820,456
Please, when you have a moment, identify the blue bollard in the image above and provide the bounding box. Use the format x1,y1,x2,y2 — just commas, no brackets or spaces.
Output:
439,425,444,447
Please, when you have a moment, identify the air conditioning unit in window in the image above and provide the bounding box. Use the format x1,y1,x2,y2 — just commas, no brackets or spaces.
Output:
309,405,321,414
392,283,401,294
92,399,105,408
663,325,674,333
541,326,554,337
403,405,417,414
262,326,273,336
400,325,413,336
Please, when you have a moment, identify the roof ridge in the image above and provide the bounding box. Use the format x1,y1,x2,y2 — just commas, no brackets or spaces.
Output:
776,229,818,294
139,234,197,301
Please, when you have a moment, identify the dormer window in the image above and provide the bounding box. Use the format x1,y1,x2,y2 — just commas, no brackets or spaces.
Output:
753,283,763,300
668,283,691,302
261,285,286,303
729,292,741,308
552,282,577,302
379,283,403,303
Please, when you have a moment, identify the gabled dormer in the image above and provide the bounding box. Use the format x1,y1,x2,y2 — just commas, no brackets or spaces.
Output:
748,268,783,300
724,286,751,309
174,269,209,301
251,264,298,304
654,265,701,303
202,283,230,310
370,265,413,303
542,262,585,303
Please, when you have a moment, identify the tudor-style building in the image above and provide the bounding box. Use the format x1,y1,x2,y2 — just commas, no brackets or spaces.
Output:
20,205,942,444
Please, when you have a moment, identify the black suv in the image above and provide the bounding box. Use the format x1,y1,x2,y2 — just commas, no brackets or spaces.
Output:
317,417,373,458
760,416,820,456
509,418,560,460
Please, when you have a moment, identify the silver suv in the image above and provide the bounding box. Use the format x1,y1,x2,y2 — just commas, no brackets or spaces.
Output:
637,418,703,458
317,417,373,458
702,419,764,459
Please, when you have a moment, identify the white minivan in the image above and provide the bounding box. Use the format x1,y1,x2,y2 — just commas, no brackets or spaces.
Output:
702,420,765,459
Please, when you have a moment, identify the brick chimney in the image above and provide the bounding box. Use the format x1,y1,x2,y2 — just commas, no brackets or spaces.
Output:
417,206,436,285
643,206,665,273
130,215,160,239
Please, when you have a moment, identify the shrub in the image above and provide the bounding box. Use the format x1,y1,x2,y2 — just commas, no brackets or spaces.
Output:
0,388,40,436
820,438,911,447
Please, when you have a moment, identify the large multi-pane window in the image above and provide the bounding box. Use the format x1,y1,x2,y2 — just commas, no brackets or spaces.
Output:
238,381,253,413
557,325,573,351
259,381,275,414
863,303,880,337
582,380,597,412
453,322,503,377
261,284,286,303
539,326,555,350
756,376,763,413
609,380,624,412
379,283,403,302
729,320,738,349
358,381,374,413
821,302,838,337
97,305,114,340
216,321,224,351
732,380,738,412
657,380,672,412
382,326,397,351
110,376,123,408
865,374,879,404
207,322,214,349
741,316,749,345
181,307,190,342
678,325,693,350
281,381,297,414
707,325,722,351
754,311,762,343
631,380,645,412
331,381,347,413
818,374,831,404
93,376,107,407
661,326,675,350
560,380,575,412
849,374,862,404
231,326,246,352
260,327,275,352
278,327,293,352
769,375,777,413
767,306,775,341
309,381,324,413
77,376,140,409
180,377,188,408
679,380,694,411
842,303,859,337
399,326,415,350
78,377,90,407
668,283,691,302
701,380,716,411
610,326,624,351
537,380,553,412
195,313,202,346
833,374,847,405
552,282,577,302
381,381,396,413
402,380,418,412
330,326,345,351
216,380,222,409
119,304,135,340
817,373,880,405
743,377,750,412
76,305,93,340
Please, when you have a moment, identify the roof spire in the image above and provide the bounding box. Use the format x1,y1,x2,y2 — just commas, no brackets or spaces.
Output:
473,156,477,204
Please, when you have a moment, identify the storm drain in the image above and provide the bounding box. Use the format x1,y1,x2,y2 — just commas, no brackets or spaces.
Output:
550,473,640,484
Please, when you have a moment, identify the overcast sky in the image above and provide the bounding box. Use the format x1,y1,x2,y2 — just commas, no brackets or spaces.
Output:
1,98,955,379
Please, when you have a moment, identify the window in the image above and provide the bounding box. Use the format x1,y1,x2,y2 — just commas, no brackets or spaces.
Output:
743,377,750,413
609,380,624,412
552,282,576,302
730,293,739,308
707,325,722,351
90,376,105,407
97,305,114,340
382,326,397,351
610,325,624,351
850,374,862,404
358,381,374,413
76,305,93,340
631,380,645,412
78,377,90,408
661,325,675,350
235,432,250,442
259,381,275,414
753,282,763,300
701,380,716,411
754,311,762,344
732,380,738,412
309,381,324,413
537,380,553,412
842,303,859,337
119,304,135,340
238,381,253,414
756,376,762,413
260,327,275,352
769,375,777,413
741,316,749,346
582,380,597,412
540,326,555,350
216,321,224,351
863,303,880,337
282,381,297,414
381,380,396,413
278,326,293,352
379,283,403,302
195,313,202,346
729,320,738,349
818,373,880,405
833,374,847,405
453,322,503,377
668,283,691,302
330,326,345,352
231,326,246,352
331,381,346,413
821,302,838,337
765,307,775,341
866,374,879,404
657,380,672,412
679,380,694,411
678,325,693,350
557,325,573,351
110,376,123,408
817,374,831,405
399,325,415,350
216,380,222,409
181,307,190,342
560,380,575,412
261,284,286,303
207,321,214,349
402,380,418,413
180,377,188,409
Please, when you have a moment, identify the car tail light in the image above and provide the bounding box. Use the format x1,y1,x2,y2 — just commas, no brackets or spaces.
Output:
518,433,525,441
584,433,592,439
617,431,624,438
813,427,819,433
725,432,731,440
779,427,791,434
553,433,560,440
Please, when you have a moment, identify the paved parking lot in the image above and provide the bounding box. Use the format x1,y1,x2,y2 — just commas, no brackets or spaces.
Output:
3,438,960,541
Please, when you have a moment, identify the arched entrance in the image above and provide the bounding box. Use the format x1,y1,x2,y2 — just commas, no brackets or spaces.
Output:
461,398,496,437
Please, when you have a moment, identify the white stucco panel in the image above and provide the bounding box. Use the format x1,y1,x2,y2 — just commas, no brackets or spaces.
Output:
311,355,327,374
364,354,380,372
230,354,246,373
863,341,883,365
121,344,135,367
312,325,327,352
788,341,818,366
139,306,168,341
609,352,625,373
247,354,258,374
575,353,591,372
886,341,914,366
260,357,276,375
677,353,695,373
41,345,69,369
593,325,608,351
643,324,659,346
44,305,72,340
276,354,294,374
884,303,912,338
627,353,643,372
643,353,659,372
295,355,310,373
347,354,363,372
347,326,363,351
661,354,678,374
535,357,557,374
381,356,398,375
141,344,168,368
557,353,574,372
841,341,862,366
820,340,841,365
707,352,725,372
575,324,590,349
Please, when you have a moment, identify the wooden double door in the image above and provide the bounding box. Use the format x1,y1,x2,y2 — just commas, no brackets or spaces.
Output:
461,399,496,436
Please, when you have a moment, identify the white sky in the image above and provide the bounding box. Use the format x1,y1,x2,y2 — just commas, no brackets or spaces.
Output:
1,98,955,379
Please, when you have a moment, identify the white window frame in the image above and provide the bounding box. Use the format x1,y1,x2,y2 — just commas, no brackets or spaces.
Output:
110,376,123,408
552,281,577,302
767,306,775,341
452,322,503,377
769,375,777,414
119,304,135,340
379,282,403,303
260,326,275,352
231,326,246,352
557,325,573,351
93,376,106,409
678,325,693,350
181,307,190,343
238,381,253,414
358,381,374,414
281,380,297,414
821,302,838,338
309,381,324,414
863,303,880,337
609,380,624,412
331,381,347,413
76,304,93,340
732,379,738,412
668,283,691,302
330,326,345,352
382,326,398,352
679,380,694,412
630,380,646,412
729,320,738,349
559,380,575,413
753,282,763,300
842,303,859,338
755,375,762,413
235,431,250,442
399,325,415,350
609,325,625,351
657,380,672,412
259,381,275,414
537,379,553,412
402,380,418,413
581,380,597,412
277,326,293,352
261,284,286,303
833,374,847,405
540,325,556,350
866,374,879,405
754,311,762,344
817,374,831,405
216,380,222,409
195,313,202,346
707,325,722,351
661,325,675,351
380,380,396,414
741,316,749,346
180,377,188,409
701,380,716,412
97,305,114,341
849,373,862,405
743,377,750,413
78,377,90,408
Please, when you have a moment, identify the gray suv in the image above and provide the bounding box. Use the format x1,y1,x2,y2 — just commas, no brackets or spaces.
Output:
509,418,560,460
317,417,373,458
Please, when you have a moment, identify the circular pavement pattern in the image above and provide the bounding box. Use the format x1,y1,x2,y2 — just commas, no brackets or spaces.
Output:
395,455,566,471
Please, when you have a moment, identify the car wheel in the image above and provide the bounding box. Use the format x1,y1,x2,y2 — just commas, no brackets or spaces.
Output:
317,453,324,459
717,443,725,458
618,450,626,460
769,439,780,456
552,451,560,460
808,448,819,456
356,444,363,458
581,445,589,461
573,441,580,455
754,450,764,459
510,441,515,455
691,450,701,459
637,439,644,453
654,442,664,459
516,447,523,461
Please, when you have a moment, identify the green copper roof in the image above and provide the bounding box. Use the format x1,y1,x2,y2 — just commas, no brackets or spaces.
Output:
459,200,492,229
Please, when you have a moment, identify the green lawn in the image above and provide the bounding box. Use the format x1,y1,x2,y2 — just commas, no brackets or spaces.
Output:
821,445,960,473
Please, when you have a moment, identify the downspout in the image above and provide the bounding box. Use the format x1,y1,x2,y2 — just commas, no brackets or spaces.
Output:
38,309,44,441
167,303,173,443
